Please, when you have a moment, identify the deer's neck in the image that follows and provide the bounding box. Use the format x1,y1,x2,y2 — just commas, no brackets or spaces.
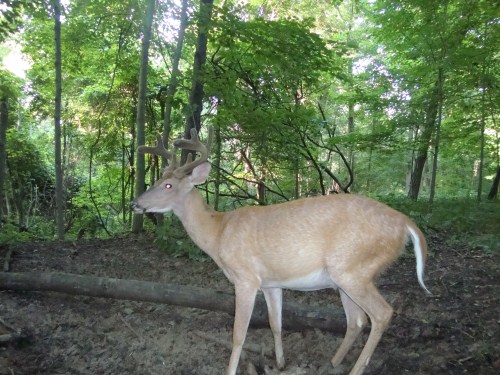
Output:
174,189,224,262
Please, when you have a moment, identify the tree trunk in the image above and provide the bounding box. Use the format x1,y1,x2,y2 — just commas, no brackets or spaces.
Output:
347,82,355,188
121,130,127,223
182,0,214,162
132,0,156,233
429,68,444,204
408,74,441,201
0,271,346,333
52,0,65,239
294,159,300,199
406,127,414,193
162,0,188,166
487,166,499,200
0,99,7,226
213,125,222,210
477,19,492,202
477,79,487,202
346,10,355,190
366,113,378,193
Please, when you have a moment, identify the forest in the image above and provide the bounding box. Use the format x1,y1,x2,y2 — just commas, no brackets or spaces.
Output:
0,0,498,241
0,0,499,374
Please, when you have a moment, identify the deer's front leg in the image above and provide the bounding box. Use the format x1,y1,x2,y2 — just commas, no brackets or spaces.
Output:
262,287,285,370
226,284,258,375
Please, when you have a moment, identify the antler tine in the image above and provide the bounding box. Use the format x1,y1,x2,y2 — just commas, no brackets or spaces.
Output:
138,134,178,174
173,126,213,177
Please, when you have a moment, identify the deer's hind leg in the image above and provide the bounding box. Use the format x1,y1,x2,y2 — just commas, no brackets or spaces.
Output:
337,282,393,375
331,289,368,367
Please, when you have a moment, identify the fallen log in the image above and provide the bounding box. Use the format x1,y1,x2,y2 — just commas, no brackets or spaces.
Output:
0,271,346,333
0,332,30,346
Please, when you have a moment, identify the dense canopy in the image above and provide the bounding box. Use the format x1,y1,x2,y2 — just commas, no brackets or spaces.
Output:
0,0,498,241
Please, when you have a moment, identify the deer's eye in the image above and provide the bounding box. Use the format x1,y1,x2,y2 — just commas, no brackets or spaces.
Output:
164,183,173,190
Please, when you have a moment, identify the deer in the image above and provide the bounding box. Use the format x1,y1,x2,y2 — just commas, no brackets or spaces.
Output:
132,127,431,375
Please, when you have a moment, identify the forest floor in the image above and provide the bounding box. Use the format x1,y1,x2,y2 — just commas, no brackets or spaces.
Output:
0,231,498,375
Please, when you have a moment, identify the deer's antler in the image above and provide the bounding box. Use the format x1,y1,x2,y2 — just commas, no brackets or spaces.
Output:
173,127,213,178
138,128,212,179
138,133,178,176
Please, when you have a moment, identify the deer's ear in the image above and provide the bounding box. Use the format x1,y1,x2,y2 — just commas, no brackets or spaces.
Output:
189,162,211,185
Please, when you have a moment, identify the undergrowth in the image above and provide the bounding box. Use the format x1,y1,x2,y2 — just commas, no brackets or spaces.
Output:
0,223,33,246
153,214,206,261
380,197,499,253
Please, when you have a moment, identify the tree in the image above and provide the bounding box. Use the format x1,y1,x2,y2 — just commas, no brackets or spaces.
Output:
19,0,152,236
429,68,444,204
407,73,442,201
0,0,496,242
51,0,64,239
371,0,499,200
0,0,32,42
207,9,343,202
370,1,449,200
0,95,8,226
4,131,53,231
132,0,156,233
183,0,214,163
0,68,19,226
159,0,188,155
487,167,499,201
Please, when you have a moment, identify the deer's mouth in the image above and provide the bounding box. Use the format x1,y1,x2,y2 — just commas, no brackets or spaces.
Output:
130,201,145,214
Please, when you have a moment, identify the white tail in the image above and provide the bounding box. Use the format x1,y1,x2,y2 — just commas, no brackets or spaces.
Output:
132,127,431,375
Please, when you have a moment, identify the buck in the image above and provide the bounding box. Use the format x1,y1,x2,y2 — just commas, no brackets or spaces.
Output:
132,127,431,375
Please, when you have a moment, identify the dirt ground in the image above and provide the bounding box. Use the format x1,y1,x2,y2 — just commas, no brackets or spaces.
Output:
0,231,498,375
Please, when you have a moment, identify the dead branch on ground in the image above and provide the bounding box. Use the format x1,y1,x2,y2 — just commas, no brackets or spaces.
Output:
0,271,346,332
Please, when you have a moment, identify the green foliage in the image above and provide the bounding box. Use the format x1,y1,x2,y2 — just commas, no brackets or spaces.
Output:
6,128,53,190
0,67,22,100
7,0,149,239
381,197,500,253
0,223,32,245
1,0,497,247
153,215,205,261
68,163,128,239
0,0,36,42
210,11,342,108
5,129,54,232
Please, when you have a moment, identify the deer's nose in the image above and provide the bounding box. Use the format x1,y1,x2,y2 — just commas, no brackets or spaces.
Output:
130,201,144,213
